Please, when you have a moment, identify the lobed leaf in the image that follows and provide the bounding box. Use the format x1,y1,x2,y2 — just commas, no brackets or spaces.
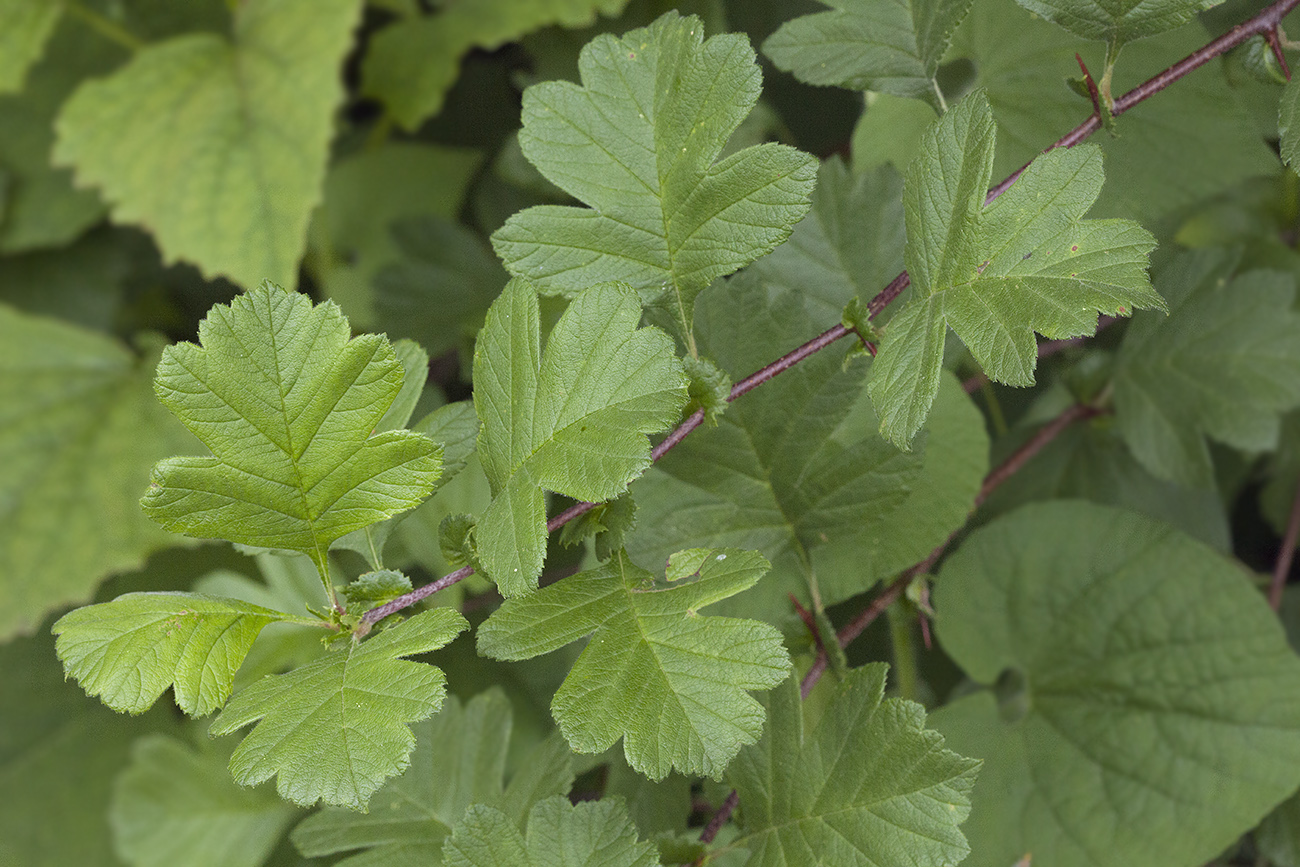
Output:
52,0,362,288
109,734,299,867
210,607,468,810
140,280,442,587
52,592,297,717
478,548,791,780
763,0,974,107
931,500,1300,867
443,797,659,867
490,11,817,344
0,306,194,638
473,278,686,596
1113,249,1300,488
0,0,60,93
867,89,1162,446
292,690,574,865
728,665,980,867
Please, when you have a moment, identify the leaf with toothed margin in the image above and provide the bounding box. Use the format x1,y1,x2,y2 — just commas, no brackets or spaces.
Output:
473,277,686,597
210,607,467,811
866,88,1162,448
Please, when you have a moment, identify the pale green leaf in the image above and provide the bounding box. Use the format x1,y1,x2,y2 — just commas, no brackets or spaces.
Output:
292,690,574,866
478,548,790,780
749,157,906,326
473,278,686,596
930,501,1300,867
627,273,987,620
490,11,818,343
0,307,194,638
211,607,468,810
867,89,1161,446
1013,0,1220,46
762,0,973,106
52,0,363,288
140,281,442,587
443,797,659,867
0,0,60,93
1113,249,1300,488
110,734,299,867
52,592,299,717
852,92,938,176
309,143,482,329
728,665,979,867
362,0,631,131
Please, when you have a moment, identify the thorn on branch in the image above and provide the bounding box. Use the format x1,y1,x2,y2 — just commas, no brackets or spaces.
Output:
1266,27,1293,79
1075,53,1103,119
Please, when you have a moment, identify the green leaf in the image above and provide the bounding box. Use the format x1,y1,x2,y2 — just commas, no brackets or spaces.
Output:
52,0,363,289
728,665,979,867
140,281,442,591
0,307,195,638
478,548,790,780
1259,790,1300,867
362,0,631,131
0,623,183,867
490,11,818,344
473,278,686,596
627,273,987,620
1283,77,1300,170
309,143,483,329
867,89,1161,446
748,157,906,327
210,607,468,810
930,500,1300,867
291,690,574,865
443,797,659,867
374,217,508,360
110,734,299,867
1012,0,1220,47
1113,249,1300,488
762,0,973,107
0,0,61,93
52,592,299,717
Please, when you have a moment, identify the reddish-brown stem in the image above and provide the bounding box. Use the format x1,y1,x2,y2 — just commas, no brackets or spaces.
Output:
700,790,739,845
800,402,1102,695
1270,477,1300,611
1075,53,1103,118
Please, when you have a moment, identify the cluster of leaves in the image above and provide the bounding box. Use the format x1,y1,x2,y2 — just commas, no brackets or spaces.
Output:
8,0,1300,866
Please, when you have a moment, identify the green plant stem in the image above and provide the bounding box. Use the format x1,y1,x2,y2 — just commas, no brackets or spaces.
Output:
359,0,1300,630
62,0,145,52
1269,476,1300,611
886,601,919,702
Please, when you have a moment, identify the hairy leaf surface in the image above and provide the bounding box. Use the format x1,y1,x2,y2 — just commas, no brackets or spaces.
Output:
728,665,979,867
364,0,630,131
931,501,1300,867
140,281,442,587
443,797,659,867
52,592,299,717
478,548,790,780
763,0,973,106
473,278,685,596
53,0,362,288
490,11,817,343
292,690,574,865
211,607,467,810
0,307,193,638
1114,249,1300,488
110,734,299,867
867,89,1161,446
